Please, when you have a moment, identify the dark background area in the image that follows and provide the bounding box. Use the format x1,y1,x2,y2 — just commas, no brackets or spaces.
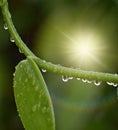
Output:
0,0,118,130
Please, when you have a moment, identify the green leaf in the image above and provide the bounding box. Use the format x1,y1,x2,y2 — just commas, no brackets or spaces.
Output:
13,57,55,130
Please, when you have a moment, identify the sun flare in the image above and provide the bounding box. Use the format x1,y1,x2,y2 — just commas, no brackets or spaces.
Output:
69,31,100,60
59,29,105,67
78,41,92,56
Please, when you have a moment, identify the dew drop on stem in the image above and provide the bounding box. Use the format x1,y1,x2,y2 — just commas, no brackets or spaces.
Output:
77,77,80,80
10,37,15,42
106,82,113,86
4,24,8,30
69,77,73,80
112,83,117,87
82,79,88,83
41,69,47,73
62,75,69,82
87,80,92,83
106,82,117,87
13,72,15,77
94,81,101,86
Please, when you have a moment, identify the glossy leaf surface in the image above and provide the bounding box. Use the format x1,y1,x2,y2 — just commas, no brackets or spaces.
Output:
13,58,55,130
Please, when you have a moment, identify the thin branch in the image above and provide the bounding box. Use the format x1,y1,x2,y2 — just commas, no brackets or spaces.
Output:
0,0,34,57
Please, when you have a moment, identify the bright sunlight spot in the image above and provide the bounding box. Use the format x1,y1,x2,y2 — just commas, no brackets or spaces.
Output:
76,39,93,56
60,28,106,68
72,32,98,60
78,44,90,56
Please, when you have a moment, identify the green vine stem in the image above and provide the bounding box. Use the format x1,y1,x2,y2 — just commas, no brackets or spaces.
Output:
0,0,34,57
0,0,118,84
32,56,118,83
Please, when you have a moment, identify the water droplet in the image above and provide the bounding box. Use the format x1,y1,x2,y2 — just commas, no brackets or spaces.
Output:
37,103,41,108
41,69,47,73
42,60,46,63
13,73,15,77
94,81,101,86
69,77,73,80
32,105,37,112
113,83,117,87
25,78,28,83
4,24,8,30
62,75,69,82
87,80,92,83
77,77,80,80
82,79,88,83
32,80,35,85
107,82,113,86
106,82,117,87
34,86,39,91
10,37,15,42
42,106,47,113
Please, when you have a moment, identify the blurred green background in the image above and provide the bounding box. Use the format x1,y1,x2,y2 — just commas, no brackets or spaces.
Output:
0,0,118,130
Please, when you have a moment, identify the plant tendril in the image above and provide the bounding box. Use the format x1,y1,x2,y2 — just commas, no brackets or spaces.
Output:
0,0,118,84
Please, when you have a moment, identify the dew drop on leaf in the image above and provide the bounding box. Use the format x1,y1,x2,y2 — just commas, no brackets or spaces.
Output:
32,105,36,112
42,106,47,114
34,86,39,91
13,58,55,130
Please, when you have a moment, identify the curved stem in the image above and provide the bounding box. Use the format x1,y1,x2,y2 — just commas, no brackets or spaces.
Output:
0,0,35,57
0,0,118,84
32,56,118,83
